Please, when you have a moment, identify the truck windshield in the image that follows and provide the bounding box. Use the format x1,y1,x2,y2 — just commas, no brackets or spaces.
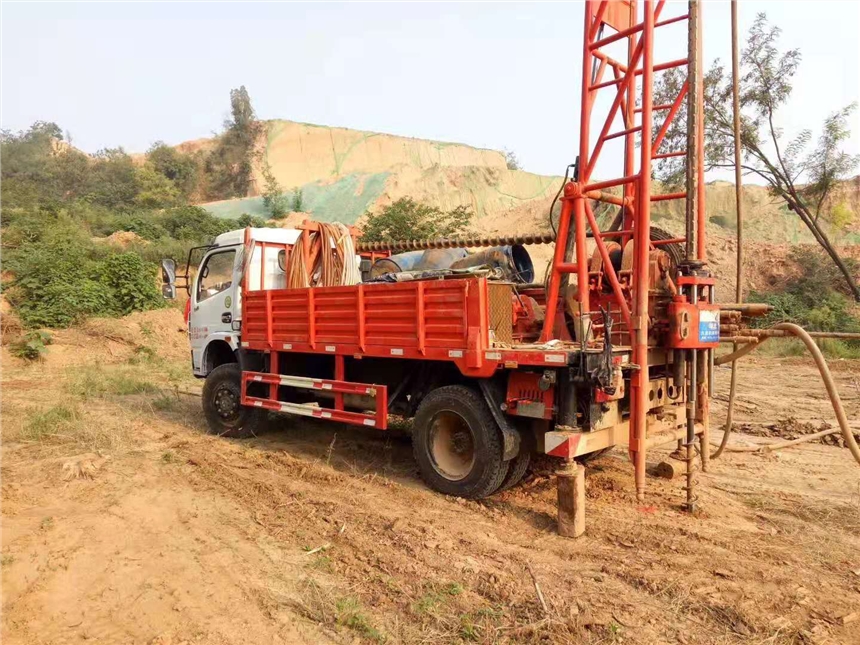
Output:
197,250,235,302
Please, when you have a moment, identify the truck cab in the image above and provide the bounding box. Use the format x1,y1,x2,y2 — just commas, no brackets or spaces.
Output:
163,227,300,377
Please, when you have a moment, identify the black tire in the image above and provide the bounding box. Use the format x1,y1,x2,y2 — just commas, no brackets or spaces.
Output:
497,449,531,492
202,363,268,439
412,385,508,499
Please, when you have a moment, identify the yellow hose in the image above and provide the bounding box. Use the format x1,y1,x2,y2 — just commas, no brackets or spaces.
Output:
715,323,860,466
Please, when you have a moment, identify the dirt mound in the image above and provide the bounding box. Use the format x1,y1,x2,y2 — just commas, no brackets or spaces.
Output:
92,230,147,248
1,308,188,369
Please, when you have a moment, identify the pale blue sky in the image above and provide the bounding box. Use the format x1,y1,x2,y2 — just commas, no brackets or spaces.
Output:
2,1,858,180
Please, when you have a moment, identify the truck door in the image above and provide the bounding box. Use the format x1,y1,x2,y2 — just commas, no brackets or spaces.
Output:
190,248,238,375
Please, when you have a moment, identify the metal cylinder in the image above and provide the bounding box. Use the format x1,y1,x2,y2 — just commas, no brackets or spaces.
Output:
369,248,468,279
370,245,535,283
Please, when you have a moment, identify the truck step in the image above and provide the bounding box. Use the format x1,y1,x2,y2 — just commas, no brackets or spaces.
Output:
240,371,388,429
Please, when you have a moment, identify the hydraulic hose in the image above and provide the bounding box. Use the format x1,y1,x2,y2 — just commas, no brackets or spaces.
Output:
713,323,860,467
714,340,763,366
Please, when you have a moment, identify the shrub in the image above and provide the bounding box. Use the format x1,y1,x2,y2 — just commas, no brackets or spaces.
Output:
4,230,163,328
261,162,289,219
360,197,472,243
504,149,521,171
159,205,233,242
290,187,304,213
98,253,164,316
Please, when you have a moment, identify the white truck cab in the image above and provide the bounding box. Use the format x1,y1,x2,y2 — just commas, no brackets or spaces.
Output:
162,227,301,377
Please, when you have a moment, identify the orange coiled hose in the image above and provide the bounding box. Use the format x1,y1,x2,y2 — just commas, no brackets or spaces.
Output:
287,223,359,289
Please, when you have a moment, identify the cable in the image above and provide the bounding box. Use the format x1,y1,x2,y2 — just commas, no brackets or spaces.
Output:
548,163,576,236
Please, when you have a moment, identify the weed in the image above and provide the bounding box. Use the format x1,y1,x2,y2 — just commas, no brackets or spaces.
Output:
40,517,55,531
335,596,386,642
459,614,480,641
139,321,155,339
754,338,807,358
9,330,52,361
162,450,178,464
441,582,463,596
152,393,178,411
1,554,16,566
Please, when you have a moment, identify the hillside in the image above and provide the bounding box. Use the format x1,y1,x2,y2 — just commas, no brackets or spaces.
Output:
197,119,860,245
190,119,860,294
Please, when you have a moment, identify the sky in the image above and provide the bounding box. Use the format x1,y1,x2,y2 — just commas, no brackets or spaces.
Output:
2,1,859,180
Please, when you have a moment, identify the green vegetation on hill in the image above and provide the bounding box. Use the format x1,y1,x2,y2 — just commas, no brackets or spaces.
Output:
1,117,269,331
752,248,860,357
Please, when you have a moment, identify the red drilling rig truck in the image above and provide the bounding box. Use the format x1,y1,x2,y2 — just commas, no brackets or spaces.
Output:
162,0,805,535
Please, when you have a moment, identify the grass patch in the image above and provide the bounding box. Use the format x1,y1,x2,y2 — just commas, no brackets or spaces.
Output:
412,581,464,615
67,364,158,399
336,596,386,643
14,401,130,451
152,393,179,411
309,555,334,573
753,337,860,359
21,405,83,443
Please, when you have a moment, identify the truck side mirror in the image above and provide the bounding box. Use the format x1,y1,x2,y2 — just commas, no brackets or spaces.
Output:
161,259,177,300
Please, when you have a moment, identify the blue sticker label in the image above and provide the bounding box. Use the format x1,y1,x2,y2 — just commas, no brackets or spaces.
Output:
698,310,720,343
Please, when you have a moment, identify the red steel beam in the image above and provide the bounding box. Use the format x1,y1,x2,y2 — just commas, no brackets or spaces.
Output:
584,201,632,330
652,79,689,153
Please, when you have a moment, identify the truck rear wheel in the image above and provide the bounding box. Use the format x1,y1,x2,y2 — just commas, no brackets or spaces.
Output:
497,449,531,492
412,385,508,499
202,363,268,439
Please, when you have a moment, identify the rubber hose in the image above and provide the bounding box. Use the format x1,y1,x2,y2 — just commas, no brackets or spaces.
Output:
710,354,737,459
713,340,765,366
715,323,860,466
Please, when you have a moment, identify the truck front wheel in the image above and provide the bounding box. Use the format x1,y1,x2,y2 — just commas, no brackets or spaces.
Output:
412,385,508,499
202,363,268,438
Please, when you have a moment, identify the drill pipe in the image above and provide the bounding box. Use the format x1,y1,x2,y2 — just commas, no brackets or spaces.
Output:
356,233,555,253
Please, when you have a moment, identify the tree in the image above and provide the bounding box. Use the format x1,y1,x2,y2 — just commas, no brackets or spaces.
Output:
653,14,860,300
360,198,473,243
146,142,199,198
205,86,263,200
504,149,521,171
87,148,139,210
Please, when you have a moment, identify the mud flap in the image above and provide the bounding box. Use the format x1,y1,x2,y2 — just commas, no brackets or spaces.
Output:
478,379,521,461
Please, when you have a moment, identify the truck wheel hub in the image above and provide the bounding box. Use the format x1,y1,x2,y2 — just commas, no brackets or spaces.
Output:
429,411,476,481
214,388,239,420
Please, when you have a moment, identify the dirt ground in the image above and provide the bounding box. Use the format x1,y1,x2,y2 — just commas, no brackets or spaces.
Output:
2,311,859,645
